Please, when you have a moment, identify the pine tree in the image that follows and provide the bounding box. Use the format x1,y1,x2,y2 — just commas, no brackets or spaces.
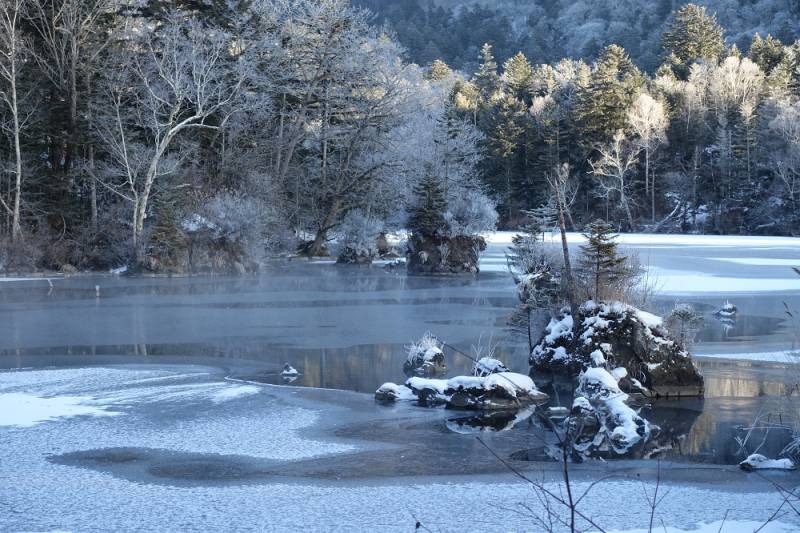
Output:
579,219,631,302
575,44,643,147
474,43,500,103
502,52,534,104
408,168,449,239
426,59,452,81
662,4,725,80
748,34,785,75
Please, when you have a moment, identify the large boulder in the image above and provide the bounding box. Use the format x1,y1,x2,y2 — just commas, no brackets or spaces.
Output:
531,301,704,398
566,367,653,458
406,234,486,275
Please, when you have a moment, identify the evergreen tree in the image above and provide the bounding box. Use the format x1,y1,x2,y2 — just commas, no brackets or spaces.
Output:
578,219,631,302
474,43,500,102
575,44,643,147
427,59,453,81
748,34,785,75
662,4,725,80
502,52,534,104
408,168,449,238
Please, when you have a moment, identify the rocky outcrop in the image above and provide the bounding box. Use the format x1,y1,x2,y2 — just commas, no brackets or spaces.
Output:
531,301,704,397
406,234,486,275
403,333,447,377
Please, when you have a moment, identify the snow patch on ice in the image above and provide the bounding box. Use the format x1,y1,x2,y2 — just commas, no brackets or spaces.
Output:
210,384,261,403
0,392,120,427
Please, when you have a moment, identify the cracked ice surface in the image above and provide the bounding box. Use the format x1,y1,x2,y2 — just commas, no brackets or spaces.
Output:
0,366,355,459
2,366,800,532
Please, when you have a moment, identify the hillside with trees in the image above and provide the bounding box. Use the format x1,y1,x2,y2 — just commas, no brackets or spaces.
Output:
0,0,799,274
354,0,800,73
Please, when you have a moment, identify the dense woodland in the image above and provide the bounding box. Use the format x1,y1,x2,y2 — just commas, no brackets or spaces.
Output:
0,0,799,273
355,0,800,73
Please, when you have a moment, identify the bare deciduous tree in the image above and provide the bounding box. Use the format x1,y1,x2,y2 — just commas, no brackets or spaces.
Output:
590,130,641,230
627,92,668,222
0,0,29,242
95,16,243,264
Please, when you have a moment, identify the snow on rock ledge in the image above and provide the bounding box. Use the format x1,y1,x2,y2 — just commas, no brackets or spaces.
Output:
739,454,796,472
472,357,509,377
376,372,549,410
531,301,704,398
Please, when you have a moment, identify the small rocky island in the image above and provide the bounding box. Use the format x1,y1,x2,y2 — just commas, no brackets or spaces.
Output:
531,301,705,398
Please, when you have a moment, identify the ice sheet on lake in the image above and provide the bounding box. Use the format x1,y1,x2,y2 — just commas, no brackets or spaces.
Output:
484,231,800,248
649,267,800,294
695,350,800,363
0,366,354,460
711,257,800,266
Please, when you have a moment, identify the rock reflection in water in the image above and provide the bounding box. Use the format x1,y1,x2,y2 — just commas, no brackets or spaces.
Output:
445,407,535,434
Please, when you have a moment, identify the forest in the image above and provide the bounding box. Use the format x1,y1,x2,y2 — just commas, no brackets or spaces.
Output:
0,0,799,273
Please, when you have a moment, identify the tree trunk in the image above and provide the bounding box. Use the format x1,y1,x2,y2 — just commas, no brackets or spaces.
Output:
86,71,97,233
10,59,22,242
554,183,579,335
621,191,635,231
308,199,340,257
67,50,78,173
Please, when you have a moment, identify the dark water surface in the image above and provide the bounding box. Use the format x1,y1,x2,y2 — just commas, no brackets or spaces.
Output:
1,262,800,465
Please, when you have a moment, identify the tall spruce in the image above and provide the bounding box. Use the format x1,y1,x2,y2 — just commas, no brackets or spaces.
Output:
662,4,725,80
579,219,630,302
408,168,449,239
474,43,500,103
575,45,643,148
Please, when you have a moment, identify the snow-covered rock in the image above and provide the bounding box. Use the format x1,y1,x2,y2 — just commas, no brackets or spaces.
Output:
714,300,738,318
568,367,653,457
531,301,704,397
387,372,549,409
281,364,299,377
403,333,447,377
739,454,796,471
472,357,509,377
374,382,417,402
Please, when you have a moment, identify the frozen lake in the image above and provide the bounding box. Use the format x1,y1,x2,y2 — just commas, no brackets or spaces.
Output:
1,233,800,531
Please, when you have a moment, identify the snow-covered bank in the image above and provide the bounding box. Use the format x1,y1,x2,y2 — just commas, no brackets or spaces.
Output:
484,231,800,248
480,231,800,294
694,350,800,364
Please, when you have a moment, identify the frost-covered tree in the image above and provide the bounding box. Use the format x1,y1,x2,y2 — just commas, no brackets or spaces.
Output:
0,0,29,242
590,131,641,230
407,168,449,239
627,93,668,222
95,15,243,264
576,44,643,147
